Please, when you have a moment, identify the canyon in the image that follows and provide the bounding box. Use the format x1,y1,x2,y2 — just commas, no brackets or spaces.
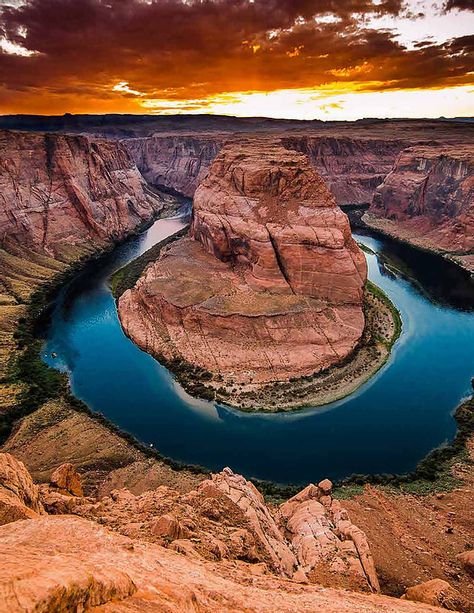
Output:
0,130,169,391
0,116,473,612
117,140,371,402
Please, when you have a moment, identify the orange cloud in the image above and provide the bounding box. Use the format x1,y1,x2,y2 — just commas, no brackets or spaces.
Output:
0,0,472,116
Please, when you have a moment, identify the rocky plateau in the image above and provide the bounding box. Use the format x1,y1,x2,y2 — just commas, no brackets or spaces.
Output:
3,451,471,613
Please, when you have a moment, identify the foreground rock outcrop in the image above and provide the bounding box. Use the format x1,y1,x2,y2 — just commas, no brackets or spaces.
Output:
0,453,44,525
0,452,451,613
366,145,474,273
0,515,442,613
119,141,367,391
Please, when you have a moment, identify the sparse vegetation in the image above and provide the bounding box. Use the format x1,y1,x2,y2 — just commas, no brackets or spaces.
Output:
110,225,189,298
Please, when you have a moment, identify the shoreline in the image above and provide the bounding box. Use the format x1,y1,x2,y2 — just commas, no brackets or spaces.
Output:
361,213,474,278
112,227,402,412
1,210,472,499
184,282,401,412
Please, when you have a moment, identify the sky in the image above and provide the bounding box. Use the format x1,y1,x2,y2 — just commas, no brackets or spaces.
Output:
0,0,473,120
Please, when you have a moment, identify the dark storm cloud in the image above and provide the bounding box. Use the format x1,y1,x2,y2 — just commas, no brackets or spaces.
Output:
0,0,472,113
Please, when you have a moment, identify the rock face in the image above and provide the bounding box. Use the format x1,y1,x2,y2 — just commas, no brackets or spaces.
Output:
125,134,224,197
0,453,44,525
403,578,470,611
0,130,163,258
0,515,438,613
367,145,474,270
282,136,405,205
0,453,469,612
50,463,84,497
0,129,165,393
119,141,367,386
126,132,406,206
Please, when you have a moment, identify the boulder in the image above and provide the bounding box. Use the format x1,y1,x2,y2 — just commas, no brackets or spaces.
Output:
0,452,44,525
150,513,192,540
50,463,84,496
457,550,474,576
403,578,470,611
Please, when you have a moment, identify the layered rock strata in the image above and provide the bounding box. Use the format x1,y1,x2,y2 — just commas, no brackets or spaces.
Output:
125,133,225,197
281,135,405,205
119,141,367,388
125,132,405,206
0,129,165,398
0,516,439,613
366,145,474,272
0,130,163,257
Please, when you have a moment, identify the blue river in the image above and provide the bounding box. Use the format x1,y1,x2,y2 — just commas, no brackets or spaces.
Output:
43,215,474,485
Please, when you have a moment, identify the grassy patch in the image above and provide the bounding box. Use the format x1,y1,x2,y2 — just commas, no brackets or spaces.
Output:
357,241,376,255
366,279,402,346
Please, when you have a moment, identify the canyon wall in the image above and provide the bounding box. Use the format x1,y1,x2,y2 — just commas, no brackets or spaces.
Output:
281,135,405,205
125,133,406,206
0,130,164,257
0,129,165,389
118,141,367,389
366,145,474,271
125,133,225,197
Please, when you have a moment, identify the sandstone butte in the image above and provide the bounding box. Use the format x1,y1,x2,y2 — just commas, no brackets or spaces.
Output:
365,144,474,273
118,141,368,387
0,451,455,613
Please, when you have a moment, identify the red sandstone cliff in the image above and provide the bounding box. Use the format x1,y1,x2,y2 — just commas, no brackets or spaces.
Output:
282,135,406,205
125,133,225,197
125,132,406,206
0,130,164,257
0,129,166,387
118,141,367,388
366,145,474,271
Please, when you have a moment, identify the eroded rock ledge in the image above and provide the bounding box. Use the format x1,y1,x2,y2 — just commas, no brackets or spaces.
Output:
3,451,471,612
118,141,370,401
365,145,474,274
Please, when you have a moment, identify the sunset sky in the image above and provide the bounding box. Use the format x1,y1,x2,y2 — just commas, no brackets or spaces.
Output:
0,0,473,120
